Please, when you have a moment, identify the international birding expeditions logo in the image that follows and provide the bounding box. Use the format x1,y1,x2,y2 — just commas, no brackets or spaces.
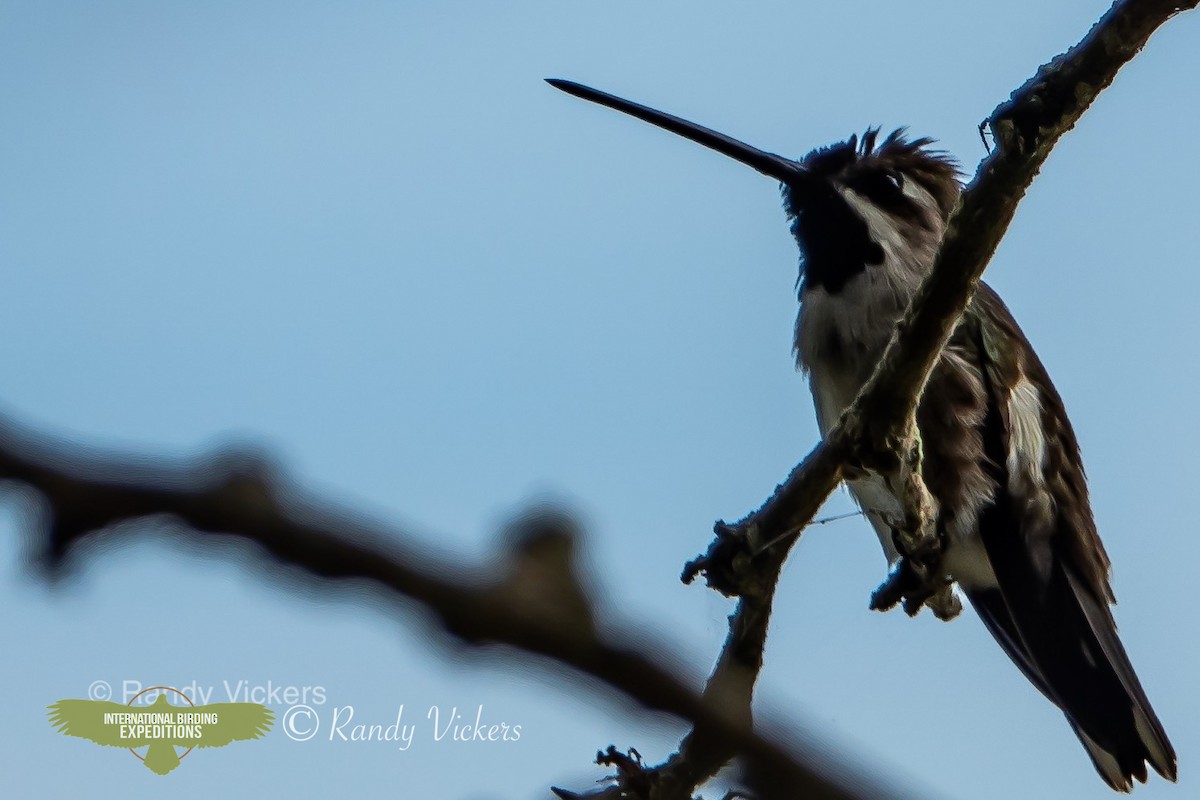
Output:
47,685,273,775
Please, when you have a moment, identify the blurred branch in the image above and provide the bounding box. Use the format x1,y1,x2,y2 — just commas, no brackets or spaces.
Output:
0,413,886,800
621,0,1197,796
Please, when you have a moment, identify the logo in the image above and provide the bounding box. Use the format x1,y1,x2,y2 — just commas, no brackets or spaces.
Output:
47,685,273,775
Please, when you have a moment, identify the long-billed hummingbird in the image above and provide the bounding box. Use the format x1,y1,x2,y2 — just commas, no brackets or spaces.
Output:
546,78,1176,791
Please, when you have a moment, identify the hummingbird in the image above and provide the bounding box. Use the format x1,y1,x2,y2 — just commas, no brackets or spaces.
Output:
546,78,1176,791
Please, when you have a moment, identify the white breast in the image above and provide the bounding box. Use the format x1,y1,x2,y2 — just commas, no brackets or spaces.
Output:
798,270,1000,588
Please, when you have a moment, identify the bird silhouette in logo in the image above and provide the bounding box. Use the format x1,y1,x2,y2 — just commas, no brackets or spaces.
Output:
47,692,274,774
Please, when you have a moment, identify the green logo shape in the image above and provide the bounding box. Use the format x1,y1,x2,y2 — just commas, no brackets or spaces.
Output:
48,690,274,775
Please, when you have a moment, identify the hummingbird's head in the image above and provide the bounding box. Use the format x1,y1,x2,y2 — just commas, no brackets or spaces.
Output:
545,80,961,295
787,130,960,294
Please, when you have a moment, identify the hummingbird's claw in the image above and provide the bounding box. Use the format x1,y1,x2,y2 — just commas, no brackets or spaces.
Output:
869,558,915,612
870,551,959,619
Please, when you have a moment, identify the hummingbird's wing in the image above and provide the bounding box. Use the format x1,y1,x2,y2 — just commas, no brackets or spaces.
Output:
950,284,1175,790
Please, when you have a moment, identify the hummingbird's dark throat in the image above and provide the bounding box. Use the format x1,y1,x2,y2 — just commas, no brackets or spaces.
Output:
788,190,885,295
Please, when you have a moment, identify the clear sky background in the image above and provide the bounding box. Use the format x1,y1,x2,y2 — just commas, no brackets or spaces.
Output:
1,2,1197,798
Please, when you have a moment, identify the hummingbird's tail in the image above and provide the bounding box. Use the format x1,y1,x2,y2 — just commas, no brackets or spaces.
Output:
965,571,1176,791
1062,565,1176,789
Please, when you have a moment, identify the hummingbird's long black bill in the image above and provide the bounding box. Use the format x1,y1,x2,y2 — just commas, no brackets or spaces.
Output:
545,78,811,188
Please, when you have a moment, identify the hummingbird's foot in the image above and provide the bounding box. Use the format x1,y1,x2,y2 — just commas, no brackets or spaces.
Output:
869,557,920,612
869,541,960,620
924,585,962,620
682,521,759,598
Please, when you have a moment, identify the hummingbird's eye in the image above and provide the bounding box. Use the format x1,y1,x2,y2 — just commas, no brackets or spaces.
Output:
852,168,910,207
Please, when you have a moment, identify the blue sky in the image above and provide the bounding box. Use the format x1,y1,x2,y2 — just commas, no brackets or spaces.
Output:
1,2,1197,797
